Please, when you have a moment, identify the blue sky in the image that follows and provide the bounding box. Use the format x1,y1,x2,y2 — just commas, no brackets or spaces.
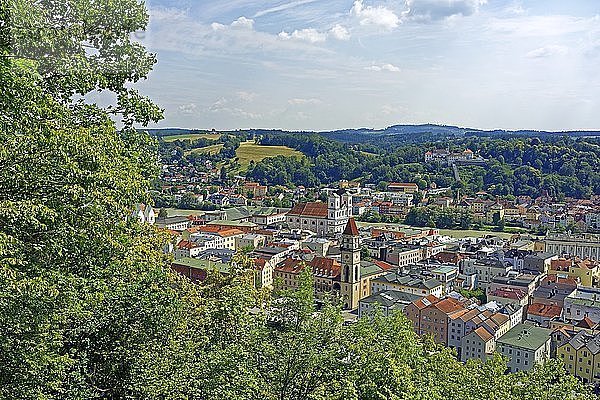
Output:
136,0,600,131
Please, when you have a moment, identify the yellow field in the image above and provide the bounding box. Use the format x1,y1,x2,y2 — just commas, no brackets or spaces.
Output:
234,141,304,172
163,133,222,142
185,143,224,155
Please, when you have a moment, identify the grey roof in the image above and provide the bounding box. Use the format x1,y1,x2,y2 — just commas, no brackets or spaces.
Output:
567,331,600,355
373,271,442,290
360,290,421,308
157,216,189,224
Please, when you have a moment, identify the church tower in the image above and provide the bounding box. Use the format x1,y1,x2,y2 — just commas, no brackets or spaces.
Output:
340,217,361,309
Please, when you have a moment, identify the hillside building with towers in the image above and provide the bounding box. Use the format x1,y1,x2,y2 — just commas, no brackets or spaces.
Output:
286,189,353,236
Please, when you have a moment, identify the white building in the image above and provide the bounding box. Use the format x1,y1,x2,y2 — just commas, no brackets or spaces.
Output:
132,203,156,225
496,324,551,373
286,189,352,236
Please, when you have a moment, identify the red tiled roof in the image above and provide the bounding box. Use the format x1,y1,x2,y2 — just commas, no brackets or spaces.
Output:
275,256,341,278
343,218,359,236
489,287,527,300
434,297,466,314
528,303,562,318
372,260,394,271
287,202,328,218
411,295,440,310
310,257,341,278
275,258,304,273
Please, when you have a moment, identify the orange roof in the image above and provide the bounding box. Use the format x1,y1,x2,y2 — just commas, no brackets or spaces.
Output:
411,295,440,310
459,309,481,322
343,218,359,236
287,202,328,218
434,297,466,314
218,228,244,237
372,260,394,271
473,326,494,342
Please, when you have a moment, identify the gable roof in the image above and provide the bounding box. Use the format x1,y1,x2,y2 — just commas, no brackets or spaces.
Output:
287,202,328,218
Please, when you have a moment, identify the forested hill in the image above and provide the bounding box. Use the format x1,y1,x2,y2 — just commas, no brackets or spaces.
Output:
244,133,600,199
147,124,600,145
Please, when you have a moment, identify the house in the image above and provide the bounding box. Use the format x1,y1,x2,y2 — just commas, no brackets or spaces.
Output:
487,287,529,307
461,258,513,291
496,324,552,372
530,275,577,308
557,330,600,384
544,233,600,260
254,258,274,289
236,233,266,250
488,272,541,298
132,203,156,224
387,182,419,194
404,296,467,345
523,252,558,273
156,216,191,231
549,257,600,288
371,270,443,298
243,182,268,198
564,286,600,324
460,326,495,362
526,303,563,327
358,290,422,318
171,257,229,283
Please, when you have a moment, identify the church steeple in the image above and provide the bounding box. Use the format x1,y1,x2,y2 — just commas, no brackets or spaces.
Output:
341,218,360,284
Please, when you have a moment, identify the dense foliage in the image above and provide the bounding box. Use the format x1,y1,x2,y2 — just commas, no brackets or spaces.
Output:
245,133,600,199
1,1,598,399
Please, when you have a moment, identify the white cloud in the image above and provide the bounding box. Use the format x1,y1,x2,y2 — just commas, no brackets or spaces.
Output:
365,63,401,72
351,0,400,30
526,45,568,58
329,24,351,41
253,0,319,18
403,0,487,22
178,103,197,114
237,91,258,101
211,22,226,31
279,28,327,43
231,16,255,29
149,7,188,22
288,98,323,105
209,97,261,119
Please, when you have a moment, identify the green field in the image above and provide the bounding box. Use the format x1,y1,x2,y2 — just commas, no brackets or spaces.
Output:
185,143,224,156
234,141,304,172
163,133,222,142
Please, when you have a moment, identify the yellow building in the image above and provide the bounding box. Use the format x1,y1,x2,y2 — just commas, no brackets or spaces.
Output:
549,258,600,288
557,330,600,384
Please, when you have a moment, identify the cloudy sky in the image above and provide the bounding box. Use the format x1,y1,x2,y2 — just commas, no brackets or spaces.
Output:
137,0,600,131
